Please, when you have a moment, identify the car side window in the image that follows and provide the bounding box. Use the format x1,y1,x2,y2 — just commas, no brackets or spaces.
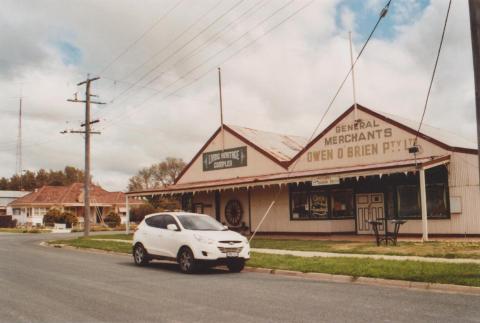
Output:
163,215,178,229
145,215,165,229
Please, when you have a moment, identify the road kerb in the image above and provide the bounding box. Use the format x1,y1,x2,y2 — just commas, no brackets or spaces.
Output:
244,266,480,295
40,242,480,296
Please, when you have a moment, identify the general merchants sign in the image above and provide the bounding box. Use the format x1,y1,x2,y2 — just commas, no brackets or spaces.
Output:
203,146,247,171
306,118,419,163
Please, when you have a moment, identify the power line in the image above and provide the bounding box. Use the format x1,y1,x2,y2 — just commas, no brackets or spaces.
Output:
249,0,393,242
413,0,452,147
146,0,296,93
148,0,271,86
101,0,301,128
108,0,227,103
96,0,267,121
97,0,185,75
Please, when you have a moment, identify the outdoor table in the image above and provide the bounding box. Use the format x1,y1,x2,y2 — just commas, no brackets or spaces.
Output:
366,218,407,246
386,219,407,246
366,219,383,246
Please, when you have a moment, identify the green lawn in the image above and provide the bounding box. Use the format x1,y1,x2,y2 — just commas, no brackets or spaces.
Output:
248,252,480,287
0,228,51,233
48,236,480,287
86,233,133,240
250,239,480,259
50,237,132,253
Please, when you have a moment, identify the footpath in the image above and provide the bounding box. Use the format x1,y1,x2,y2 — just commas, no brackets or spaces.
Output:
92,239,480,264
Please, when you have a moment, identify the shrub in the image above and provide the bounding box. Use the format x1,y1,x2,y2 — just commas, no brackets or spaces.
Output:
0,216,16,228
104,212,121,228
129,204,157,223
43,208,62,227
44,209,78,228
59,211,78,228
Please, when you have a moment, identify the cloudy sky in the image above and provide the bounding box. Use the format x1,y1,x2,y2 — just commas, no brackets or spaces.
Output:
0,0,475,191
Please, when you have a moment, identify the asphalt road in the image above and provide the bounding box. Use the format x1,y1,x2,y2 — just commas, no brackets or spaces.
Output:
1,232,479,323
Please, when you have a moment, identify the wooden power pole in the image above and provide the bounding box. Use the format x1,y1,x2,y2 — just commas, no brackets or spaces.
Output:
67,76,104,236
469,0,480,184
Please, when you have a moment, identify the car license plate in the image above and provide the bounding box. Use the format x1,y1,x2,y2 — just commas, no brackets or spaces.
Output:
226,252,239,257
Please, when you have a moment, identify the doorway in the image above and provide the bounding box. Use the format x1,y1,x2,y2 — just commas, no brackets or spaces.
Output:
356,193,385,234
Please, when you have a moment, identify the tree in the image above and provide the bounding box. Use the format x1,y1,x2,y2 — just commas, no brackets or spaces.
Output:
127,157,186,191
129,204,157,223
0,166,86,191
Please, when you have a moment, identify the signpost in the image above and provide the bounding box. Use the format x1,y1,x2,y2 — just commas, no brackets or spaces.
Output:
203,146,247,171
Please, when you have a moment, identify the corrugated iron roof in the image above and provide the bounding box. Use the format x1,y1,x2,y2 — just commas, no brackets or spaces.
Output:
9,183,142,206
227,124,308,162
377,110,477,150
0,191,31,198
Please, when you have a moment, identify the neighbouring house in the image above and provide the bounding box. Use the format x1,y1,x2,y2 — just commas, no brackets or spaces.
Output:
127,104,480,237
0,191,31,216
9,183,143,226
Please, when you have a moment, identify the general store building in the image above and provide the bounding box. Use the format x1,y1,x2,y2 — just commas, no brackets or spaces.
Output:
127,105,480,236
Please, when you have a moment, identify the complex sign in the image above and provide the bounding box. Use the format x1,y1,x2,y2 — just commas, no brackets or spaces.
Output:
203,146,247,171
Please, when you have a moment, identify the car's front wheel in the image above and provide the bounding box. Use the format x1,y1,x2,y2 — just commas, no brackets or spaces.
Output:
227,259,245,273
178,247,197,274
133,243,150,266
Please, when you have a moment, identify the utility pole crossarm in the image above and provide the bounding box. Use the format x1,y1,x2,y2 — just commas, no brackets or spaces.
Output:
67,99,106,105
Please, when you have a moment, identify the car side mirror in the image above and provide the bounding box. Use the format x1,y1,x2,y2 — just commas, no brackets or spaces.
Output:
167,224,179,231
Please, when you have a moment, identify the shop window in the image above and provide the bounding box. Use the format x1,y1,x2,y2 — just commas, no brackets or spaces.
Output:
397,184,449,219
290,185,353,220
427,184,448,218
331,190,353,218
181,193,193,212
397,185,420,218
291,191,309,219
310,191,329,219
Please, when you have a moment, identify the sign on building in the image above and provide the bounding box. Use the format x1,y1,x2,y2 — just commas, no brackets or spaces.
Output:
203,146,247,171
311,176,340,186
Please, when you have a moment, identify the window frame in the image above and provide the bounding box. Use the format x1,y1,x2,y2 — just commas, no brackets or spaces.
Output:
289,184,355,221
395,183,450,220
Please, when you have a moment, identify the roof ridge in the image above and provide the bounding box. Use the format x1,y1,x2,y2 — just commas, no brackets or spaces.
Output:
378,109,476,144
226,123,308,140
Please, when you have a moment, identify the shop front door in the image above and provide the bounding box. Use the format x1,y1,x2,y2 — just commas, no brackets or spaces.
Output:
356,193,385,234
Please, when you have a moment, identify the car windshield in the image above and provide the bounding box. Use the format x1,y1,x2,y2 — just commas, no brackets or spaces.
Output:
176,214,226,231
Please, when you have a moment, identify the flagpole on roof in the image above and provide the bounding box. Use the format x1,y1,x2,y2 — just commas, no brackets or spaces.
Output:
218,67,225,151
348,31,359,122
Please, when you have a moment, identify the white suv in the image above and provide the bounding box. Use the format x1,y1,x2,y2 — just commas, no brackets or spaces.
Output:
132,212,250,273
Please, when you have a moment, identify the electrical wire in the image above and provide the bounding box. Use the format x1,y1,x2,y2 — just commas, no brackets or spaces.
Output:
413,0,452,146
108,0,231,104
249,0,393,242
97,0,185,75
100,0,300,128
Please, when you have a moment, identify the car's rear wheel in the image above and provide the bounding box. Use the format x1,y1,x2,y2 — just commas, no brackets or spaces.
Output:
178,247,197,274
133,243,150,266
227,259,245,273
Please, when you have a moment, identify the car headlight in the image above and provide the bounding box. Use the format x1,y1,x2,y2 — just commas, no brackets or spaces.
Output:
193,233,214,244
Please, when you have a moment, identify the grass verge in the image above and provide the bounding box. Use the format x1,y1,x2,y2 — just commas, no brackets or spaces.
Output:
248,252,480,287
48,237,480,287
0,228,51,233
49,237,132,253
